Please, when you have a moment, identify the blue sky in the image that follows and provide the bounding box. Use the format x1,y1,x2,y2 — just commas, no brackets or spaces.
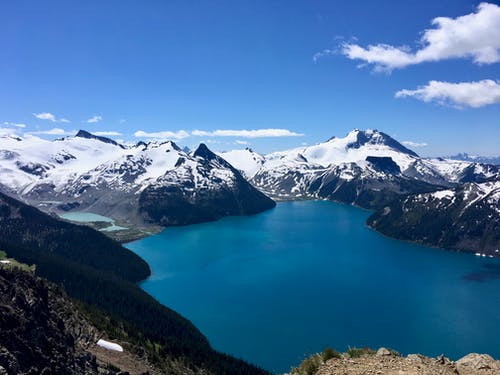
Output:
1,0,499,155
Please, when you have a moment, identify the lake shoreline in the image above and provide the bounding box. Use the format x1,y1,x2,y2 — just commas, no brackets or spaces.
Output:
125,200,500,373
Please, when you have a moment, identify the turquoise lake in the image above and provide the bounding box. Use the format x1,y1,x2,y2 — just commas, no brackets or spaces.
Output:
126,201,500,373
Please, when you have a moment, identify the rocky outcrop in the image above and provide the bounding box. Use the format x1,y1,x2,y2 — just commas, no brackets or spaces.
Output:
290,347,500,375
0,266,178,375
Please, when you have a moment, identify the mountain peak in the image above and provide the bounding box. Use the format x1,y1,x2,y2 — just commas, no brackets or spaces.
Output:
75,130,123,148
193,143,217,160
345,129,419,157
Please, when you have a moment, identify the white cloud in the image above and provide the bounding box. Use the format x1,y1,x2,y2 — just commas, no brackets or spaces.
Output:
3,122,26,128
395,79,500,108
313,48,336,62
28,128,76,136
119,118,126,123
191,128,303,138
93,131,122,136
134,130,190,139
33,112,57,122
33,112,71,123
337,3,500,71
86,115,102,123
402,141,428,148
204,139,221,144
0,127,20,136
235,140,249,145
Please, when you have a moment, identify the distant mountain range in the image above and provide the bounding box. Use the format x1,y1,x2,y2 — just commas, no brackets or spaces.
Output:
0,129,274,228
0,128,498,255
220,129,498,207
445,152,500,166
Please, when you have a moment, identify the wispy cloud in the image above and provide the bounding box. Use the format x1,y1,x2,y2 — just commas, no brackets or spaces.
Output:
28,128,76,136
33,112,70,123
313,48,336,62
402,141,428,148
396,79,500,108
235,140,249,145
333,3,500,72
192,128,304,138
93,131,122,136
3,122,26,128
134,130,190,139
86,115,102,123
33,112,57,122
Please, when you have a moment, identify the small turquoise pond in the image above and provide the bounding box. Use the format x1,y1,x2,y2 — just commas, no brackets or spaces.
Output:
59,212,127,231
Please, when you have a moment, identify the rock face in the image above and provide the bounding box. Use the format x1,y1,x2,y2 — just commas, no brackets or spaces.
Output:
456,353,500,372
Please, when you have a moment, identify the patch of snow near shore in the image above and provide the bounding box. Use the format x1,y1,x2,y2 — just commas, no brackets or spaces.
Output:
97,339,123,352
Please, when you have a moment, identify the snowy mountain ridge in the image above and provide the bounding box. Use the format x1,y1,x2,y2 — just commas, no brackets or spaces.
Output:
0,131,275,227
0,128,498,254
219,129,499,204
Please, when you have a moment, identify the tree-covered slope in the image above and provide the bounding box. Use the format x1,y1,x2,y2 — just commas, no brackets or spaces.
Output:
0,191,270,374
0,191,150,282
367,182,500,256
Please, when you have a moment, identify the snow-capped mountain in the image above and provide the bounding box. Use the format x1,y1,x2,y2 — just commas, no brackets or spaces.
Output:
368,181,500,256
1,128,497,254
216,148,265,179
0,130,275,226
222,129,499,208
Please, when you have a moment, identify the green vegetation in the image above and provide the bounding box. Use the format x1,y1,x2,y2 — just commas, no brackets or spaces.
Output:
291,347,342,375
291,354,322,375
0,249,35,272
292,346,384,375
322,347,342,361
347,347,375,358
0,192,269,375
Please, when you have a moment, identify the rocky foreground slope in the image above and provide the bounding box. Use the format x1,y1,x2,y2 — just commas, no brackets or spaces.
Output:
289,347,500,375
0,266,161,374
